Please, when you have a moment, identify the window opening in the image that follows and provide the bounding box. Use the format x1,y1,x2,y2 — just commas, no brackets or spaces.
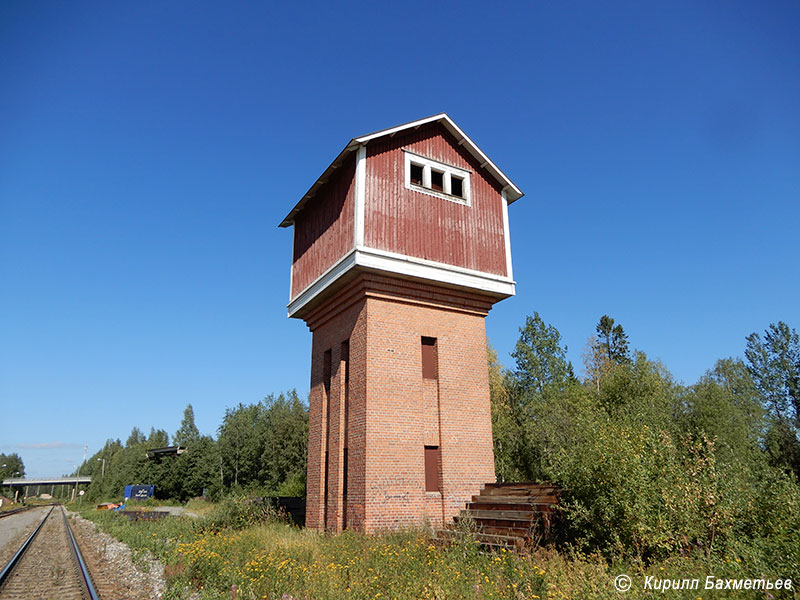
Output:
450,175,463,198
424,446,441,492
404,150,471,204
410,163,423,186
421,337,438,380
323,349,332,399
430,169,444,192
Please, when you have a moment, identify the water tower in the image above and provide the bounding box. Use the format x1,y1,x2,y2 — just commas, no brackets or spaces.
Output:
279,114,523,532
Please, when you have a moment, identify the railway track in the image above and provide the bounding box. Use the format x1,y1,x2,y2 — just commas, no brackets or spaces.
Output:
0,505,100,599
0,508,29,520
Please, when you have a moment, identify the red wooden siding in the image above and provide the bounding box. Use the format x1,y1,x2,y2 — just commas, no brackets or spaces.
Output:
364,123,508,277
291,156,356,298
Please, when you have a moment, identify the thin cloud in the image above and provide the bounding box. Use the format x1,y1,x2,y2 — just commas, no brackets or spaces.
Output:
17,442,82,450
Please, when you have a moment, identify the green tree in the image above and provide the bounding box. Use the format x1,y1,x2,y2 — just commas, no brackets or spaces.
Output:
174,404,201,447
595,314,630,365
0,453,25,479
126,427,145,447
164,404,214,500
185,435,221,498
510,313,574,395
147,427,170,448
745,322,800,425
1,453,25,496
543,352,746,559
218,403,263,486
745,321,800,475
167,434,219,501
108,434,148,497
680,358,763,464
488,342,517,482
495,312,576,480
216,393,309,494
84,440,123,500
258,391,308,495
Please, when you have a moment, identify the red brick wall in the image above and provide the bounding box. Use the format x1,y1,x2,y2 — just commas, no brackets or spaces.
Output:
305,275,496,533
306,298,367,532
362,295,495,532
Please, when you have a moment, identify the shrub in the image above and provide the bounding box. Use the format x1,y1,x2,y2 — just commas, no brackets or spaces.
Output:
201,494,280,530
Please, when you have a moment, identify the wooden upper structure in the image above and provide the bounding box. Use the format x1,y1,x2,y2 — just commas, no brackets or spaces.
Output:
279,114,523,321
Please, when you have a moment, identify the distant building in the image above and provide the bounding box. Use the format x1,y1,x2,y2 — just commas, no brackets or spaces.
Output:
280,114,523,533
145,446,186,459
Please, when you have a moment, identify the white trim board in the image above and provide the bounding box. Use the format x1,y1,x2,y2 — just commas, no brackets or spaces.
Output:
501,190,513,280
403,150,472,206
288,225,296,302
354,145,367,247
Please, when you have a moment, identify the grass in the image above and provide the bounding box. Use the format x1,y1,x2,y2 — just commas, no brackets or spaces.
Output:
77,501,798,600
185,497,216,516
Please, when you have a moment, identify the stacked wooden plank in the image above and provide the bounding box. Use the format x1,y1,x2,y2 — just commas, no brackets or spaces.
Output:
446,482,561,550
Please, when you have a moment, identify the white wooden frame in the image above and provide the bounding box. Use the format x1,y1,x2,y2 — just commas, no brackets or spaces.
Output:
403,150,472,206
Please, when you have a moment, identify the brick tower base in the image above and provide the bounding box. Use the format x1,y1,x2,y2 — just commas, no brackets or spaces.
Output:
303,273,497,533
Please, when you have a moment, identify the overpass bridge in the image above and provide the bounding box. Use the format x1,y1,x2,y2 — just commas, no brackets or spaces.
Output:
2,477,92,503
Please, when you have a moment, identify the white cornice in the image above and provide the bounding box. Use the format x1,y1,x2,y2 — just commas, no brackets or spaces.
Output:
287,246,515,318
287,249,357,318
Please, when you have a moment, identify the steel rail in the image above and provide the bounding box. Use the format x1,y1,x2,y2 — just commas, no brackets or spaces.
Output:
0,508,27,519
0,506,53,588
0,503,58,519
61,505,101,600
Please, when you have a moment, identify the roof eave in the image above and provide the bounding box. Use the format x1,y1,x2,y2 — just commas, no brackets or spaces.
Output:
278,140,360,228
278,113,524,227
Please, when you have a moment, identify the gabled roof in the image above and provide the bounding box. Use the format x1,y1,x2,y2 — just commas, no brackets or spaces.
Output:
279,113,523,228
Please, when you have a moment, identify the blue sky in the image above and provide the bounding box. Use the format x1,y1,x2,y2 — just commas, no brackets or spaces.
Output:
1,1,798,477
